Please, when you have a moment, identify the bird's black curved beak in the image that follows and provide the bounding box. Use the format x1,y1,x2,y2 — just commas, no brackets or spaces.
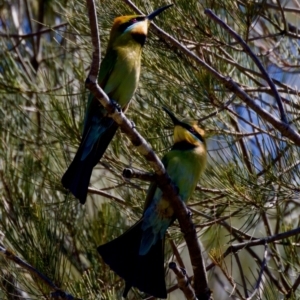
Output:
162,106,181,126
147,4,173,20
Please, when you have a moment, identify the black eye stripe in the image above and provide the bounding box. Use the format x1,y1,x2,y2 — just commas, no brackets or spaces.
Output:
182,123,204,142
131,16,144,23
119,16,145,33
134,16,145,22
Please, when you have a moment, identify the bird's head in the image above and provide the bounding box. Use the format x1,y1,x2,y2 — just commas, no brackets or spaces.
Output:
163,107,206,147
108,4,173,48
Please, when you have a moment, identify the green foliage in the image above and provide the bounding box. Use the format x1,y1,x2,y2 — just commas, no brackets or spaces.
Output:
1,0,300,299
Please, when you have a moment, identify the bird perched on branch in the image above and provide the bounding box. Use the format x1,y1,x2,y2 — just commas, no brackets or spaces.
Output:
97,107,207,298
61,4,173,204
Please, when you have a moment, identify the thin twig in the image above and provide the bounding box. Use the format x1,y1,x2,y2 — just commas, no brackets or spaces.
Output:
0,23,68,38
228,114,253,175
0,246,80,299
261,211,290,291
204,9,288,124
196,186,227,194
287,274,300,298
206,226,300,271
233,252,248,298
256,35,285,58
225,104,287,142
198,94,237,123
211,219,287,294
193,209,242,229
246,243,270,300
87,187,128,206
167,232,186,270
237,0,300,14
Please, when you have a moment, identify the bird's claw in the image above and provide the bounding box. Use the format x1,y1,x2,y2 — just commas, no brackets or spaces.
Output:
131,121,136,129
111,99,121,112
173,184,180,195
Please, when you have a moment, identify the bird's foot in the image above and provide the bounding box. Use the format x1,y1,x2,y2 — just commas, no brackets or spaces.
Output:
130,120,136,129
173,183,180,195
111,99,121,112
186,206,192,218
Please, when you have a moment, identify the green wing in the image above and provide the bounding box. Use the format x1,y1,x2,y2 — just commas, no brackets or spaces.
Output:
143,154,169,212
82,49,118,136
98,49,118,89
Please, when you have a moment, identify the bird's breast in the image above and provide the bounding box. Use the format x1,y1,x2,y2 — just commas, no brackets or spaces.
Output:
153,148,206,219
104,45,142,107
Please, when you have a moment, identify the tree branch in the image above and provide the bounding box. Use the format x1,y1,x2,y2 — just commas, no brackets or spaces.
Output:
169,262,197,300
85,0,211,298
122,168,156,182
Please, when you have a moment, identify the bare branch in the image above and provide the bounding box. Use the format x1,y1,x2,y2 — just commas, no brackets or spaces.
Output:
210,218,288,294
0,22,68,38
198,94,237,123
122,168,156,182
169,262,198,300
246,243,270,300
0,246,80,300
86,0,101,82
167,232,186,270
87,187,128,206
233,252,249,298
207,226,300,269
287,274,300,299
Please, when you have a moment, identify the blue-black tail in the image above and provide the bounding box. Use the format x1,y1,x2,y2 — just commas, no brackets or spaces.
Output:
61,122,118,204
97,220,167,298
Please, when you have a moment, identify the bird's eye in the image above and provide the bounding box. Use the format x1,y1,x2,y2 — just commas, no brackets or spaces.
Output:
189,127,196,134
131,18,137,23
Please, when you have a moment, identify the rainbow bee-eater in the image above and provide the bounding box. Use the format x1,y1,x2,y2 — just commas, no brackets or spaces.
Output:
61,4,173,204
97,107,207,298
